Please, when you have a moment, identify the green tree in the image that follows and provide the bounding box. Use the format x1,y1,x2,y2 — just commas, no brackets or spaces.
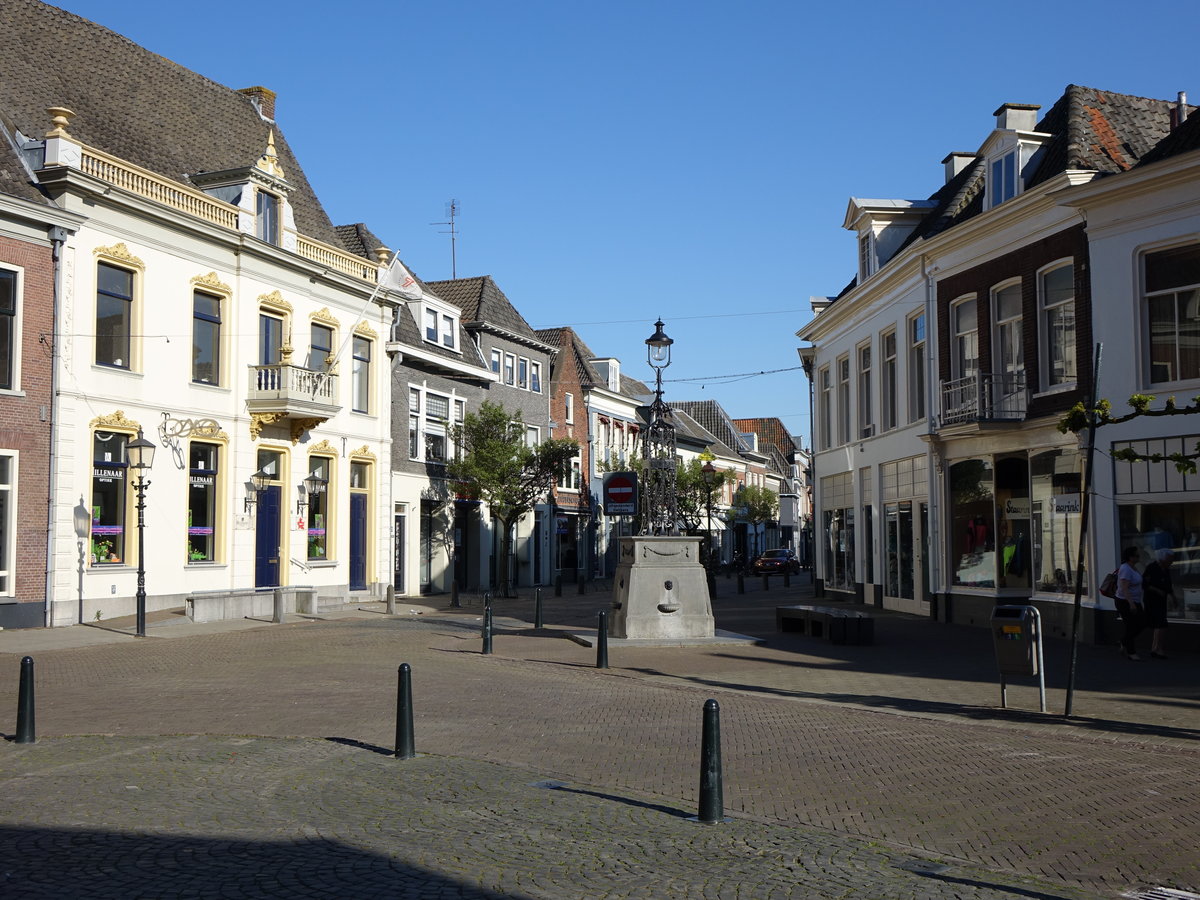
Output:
1059,393,1200,472
676,456,737,536
737,483,779,558
448,401,578,597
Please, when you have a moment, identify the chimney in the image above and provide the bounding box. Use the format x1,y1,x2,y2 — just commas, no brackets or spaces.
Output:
993,103,1040,132
238,86,277,121
1176,91,1190,129
941,151,975,183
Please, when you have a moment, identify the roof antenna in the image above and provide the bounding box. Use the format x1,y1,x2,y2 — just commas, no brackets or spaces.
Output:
431,199,460,279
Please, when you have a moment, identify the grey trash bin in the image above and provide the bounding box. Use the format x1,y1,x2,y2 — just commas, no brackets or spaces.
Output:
991,604,1039,677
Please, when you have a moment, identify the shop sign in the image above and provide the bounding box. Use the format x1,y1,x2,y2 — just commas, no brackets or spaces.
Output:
1052,494,1081,515
1003,497,1030,517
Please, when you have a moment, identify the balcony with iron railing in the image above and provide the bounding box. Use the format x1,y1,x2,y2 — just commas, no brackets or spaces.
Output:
940,371,1027,427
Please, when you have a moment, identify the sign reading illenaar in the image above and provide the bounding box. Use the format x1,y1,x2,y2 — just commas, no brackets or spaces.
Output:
603,471,638,515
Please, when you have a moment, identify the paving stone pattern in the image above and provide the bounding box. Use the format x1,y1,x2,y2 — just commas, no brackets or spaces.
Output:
1,580,1198,898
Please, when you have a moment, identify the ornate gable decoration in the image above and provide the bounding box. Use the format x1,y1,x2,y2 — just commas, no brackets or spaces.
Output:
350,446,377,462
89,410,139,431
255,130,287,180
258,290,293,313
311,307,340,327
308,439,337,456
190,272,231,295
93,243,144,269
354,320,378,339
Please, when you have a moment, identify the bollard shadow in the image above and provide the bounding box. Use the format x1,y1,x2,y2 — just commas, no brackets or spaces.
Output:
324,736,394,757
0,825,511,898
541,782,692,820
907,867,1078,900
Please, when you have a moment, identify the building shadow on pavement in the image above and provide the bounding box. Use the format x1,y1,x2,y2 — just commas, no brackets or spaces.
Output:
0,825,510,898
620,665,1200,743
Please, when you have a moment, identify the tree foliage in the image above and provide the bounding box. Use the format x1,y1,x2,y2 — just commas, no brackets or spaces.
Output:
1058,393,1200,473
447,401,578,594
676,456,738,535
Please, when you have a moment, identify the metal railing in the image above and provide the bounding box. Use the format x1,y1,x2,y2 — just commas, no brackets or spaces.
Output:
941,371,1026,425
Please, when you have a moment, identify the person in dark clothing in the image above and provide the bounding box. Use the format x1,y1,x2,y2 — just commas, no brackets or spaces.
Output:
1115,545,1145,660
1141,548,1175,659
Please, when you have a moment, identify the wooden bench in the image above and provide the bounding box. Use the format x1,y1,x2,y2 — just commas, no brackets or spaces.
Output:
776,604,874,645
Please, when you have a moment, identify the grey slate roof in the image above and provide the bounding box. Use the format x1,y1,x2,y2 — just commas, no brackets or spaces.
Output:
426,276,546,346
671,400,755,457
391,302,491,377
0,0,346,249
836,84,1200,300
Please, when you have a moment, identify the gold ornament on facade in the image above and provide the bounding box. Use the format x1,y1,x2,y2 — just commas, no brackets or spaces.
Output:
255,130,287,179
93,243,144,269
290,418,324,444
308,439,337,456
257,290,293,313
89,410,140,431
249,412,287,440
350,446,377,462
311,307,340,327
354,320,378,339
190,272,231,294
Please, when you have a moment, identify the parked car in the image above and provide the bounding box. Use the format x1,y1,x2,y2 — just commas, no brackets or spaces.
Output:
752,548,800,576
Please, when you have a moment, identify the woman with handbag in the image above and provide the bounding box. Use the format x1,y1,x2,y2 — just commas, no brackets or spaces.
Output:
1114,546,1145,660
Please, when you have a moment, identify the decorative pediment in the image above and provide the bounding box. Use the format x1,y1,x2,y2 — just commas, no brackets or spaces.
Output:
308,439,337,456
350,446,377,462
354,320,379,339
311,307,340,327
258,290,293,313
89,410,139,431
93,243,144,269
190,272,231,294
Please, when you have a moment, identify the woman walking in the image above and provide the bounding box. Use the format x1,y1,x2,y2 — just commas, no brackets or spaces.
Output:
1141,548,1175,659
1115,546,1145,661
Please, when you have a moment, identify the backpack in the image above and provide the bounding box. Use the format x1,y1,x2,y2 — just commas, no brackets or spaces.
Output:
1099,569,1118,599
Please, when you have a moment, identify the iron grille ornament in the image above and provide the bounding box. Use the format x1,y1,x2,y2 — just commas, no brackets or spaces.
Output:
640,319,678,536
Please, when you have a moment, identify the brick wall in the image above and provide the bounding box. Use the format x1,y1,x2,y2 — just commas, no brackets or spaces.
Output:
0,233,55,612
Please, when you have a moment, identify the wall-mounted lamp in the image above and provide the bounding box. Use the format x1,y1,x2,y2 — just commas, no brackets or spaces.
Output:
244,468,270,513
296,472,326,515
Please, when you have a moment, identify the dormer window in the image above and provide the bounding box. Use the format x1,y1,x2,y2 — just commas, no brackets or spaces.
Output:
858,233,876,281
421,303,458,351
989,151,1018,207
256,190,280,244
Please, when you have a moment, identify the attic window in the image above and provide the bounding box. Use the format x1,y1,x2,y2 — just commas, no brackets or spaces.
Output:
858,233,875,281
256,190,280,244
989,151,1018,207
422,305,458,351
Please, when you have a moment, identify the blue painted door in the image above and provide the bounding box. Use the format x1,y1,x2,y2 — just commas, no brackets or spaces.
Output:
350,493,367,590
255,485,281,588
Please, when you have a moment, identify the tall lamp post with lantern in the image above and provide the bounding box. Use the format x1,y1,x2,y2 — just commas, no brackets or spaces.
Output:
127,427,156,637
641,319,678,536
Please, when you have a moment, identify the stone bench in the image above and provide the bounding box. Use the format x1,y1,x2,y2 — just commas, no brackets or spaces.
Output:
187,586,318,623
776,604,874,645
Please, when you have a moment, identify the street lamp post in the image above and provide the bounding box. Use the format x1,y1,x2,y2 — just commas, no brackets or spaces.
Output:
641,319,678,536
127,427,156,637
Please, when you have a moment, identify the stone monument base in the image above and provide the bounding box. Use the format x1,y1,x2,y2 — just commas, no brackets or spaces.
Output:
609,535,714,640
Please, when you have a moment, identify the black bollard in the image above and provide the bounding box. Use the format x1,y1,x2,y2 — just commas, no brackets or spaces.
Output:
482,607,493,655
394,663,415,759
736,573,745,595
484,591,492,609
596,610,609,669
697,698,724,824
15,656,35,744
450,579,460,609
534,588,543,629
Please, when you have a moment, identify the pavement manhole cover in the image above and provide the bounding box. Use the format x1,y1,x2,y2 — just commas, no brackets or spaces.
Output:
894,858,951,876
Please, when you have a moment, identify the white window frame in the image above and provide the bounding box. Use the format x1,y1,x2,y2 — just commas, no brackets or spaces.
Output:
818,366,832,451
490,348,501,376
836,356,850,446
857,342,873,439
530,360,542,393
518,356,529,390
908,312,926,423
0,450,15,595
950,297,978,381
1038,259,1076,391
504,353,515,385
1142,242,1200,388
881,329,897,432
0,266,22,393
565,392,574,424
988,150,1018,208
858,232,876,281
991,279,1024,379
421,302,459,351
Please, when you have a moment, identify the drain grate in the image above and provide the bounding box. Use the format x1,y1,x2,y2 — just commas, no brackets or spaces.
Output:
1123,890,1200,900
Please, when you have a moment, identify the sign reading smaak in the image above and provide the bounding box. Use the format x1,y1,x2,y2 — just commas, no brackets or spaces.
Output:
603,472,638,515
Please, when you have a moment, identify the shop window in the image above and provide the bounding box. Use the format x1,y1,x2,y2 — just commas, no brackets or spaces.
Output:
91,431,130,565
995,455,1031,591
307,456,332,561
187,442,219,563
950,459,994,587
1030,449,1083,593
1118,502,1200,620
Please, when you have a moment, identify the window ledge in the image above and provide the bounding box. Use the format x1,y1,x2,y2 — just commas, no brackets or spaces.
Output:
185,562,228,568
92,365,142,377
1031,384,1077,399
190,381,229,392
0,388,26,398
306,560,338,569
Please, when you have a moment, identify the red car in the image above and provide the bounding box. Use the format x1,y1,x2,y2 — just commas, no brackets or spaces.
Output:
752,548,800,575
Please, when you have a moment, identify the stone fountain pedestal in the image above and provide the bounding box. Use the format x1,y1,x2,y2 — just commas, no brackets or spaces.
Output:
609,535,714,640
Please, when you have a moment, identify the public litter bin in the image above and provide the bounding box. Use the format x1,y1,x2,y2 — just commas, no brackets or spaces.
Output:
990,604,1046,712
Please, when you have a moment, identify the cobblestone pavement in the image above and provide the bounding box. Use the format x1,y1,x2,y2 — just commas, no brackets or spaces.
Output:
1,578,1198,898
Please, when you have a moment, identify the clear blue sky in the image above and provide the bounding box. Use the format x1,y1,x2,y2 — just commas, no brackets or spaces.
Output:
50,0,1198,447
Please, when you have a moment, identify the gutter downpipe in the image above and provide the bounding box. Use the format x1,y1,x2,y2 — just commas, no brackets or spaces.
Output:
44,225,68,627
921,254,942,618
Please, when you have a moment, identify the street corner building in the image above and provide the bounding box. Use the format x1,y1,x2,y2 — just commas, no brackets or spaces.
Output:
798,86,1200,648
0,0,406,627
